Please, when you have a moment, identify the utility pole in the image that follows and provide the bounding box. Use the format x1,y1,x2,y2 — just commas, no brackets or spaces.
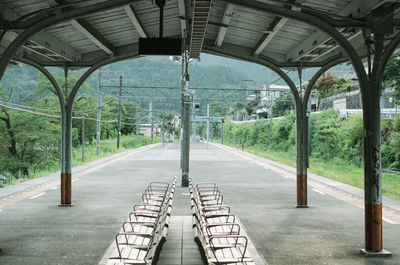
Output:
221,118,224,144
96,69,102,156
149,101,153,142
136,104,139,136
210,105,213,143
269,86,273,146
162,103,166,148
192,92,196,143
82,108,85,161
206,104,209,149
117,75,123,149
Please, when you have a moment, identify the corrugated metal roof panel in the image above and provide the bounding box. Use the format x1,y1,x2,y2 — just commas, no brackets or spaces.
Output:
0,0,396,66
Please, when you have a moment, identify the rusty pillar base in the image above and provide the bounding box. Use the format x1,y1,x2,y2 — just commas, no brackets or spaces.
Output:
59,173,72,206
365,203,384,252
296,174,308,208
360,249,391,257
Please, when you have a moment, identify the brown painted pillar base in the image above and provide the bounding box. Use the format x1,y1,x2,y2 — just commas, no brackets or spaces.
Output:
361,203,390,256
296,174,309,208
59,173,72,206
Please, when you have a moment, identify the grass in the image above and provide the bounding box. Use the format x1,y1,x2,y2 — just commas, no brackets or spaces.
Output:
2,135,158,187
226,142,400,201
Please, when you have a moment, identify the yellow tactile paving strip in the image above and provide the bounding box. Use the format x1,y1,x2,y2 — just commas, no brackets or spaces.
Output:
213,143,400,225
0,143,160,209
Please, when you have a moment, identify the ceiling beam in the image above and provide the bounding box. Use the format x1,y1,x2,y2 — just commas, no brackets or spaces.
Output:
0,2,81,62
123,5,148,38
202,38,338,68
70,19,117,56
215,3,235,47
310,30,364,62
286,0,394,62
18,42,140,68
177,0,187,38
254,16,288,55
253,1,308,56
45,0,117,56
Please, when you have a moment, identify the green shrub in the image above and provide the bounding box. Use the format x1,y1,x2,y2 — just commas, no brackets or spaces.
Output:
223,111,399,170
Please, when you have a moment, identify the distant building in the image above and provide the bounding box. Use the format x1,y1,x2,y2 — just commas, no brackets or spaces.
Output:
311,86,398,118
245,82,398,120
246,84,292,118
139,124,160,137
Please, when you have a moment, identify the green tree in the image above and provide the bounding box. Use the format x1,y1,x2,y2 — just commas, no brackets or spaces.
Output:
315,72,338,109
35,71,91,98
0,85,60,176
273,94,294,117
383,54,400,104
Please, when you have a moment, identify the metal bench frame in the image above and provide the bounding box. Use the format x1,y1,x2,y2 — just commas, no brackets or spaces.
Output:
107,177,176,265
190,178,254,265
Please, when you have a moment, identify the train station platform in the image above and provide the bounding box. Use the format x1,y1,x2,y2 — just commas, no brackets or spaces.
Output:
0,143,399,265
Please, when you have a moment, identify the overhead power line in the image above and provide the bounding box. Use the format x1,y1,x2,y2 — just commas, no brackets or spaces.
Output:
0,102,135,126
0,102,61,118
0,100,61,113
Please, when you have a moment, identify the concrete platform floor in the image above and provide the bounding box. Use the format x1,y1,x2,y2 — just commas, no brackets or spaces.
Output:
0,142,399,265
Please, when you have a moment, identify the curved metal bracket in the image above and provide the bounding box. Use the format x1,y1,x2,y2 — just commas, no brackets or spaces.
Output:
202,46,300,103
381,31,400,74
13,56,65,107
67,53,141,109
222,0,369,100
0,0,138,80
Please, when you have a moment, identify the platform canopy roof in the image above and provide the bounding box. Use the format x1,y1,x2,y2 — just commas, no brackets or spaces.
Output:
1,0,400,70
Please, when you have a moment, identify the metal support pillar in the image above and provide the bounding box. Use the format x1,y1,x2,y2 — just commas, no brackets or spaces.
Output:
361,33,388,255
295,105,308,208
307,97,311,168
60,68,73,206
12,58,70,206
294,67,309,208
180,54,185,169
181,95,191,187
117,75,122,149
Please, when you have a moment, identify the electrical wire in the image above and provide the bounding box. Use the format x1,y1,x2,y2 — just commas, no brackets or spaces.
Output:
0,100,61,113
0,102,135,126
0,102,60,118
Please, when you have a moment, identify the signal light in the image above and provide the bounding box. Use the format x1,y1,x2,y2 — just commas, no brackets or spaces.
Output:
168,122,171,128
222,118,225,123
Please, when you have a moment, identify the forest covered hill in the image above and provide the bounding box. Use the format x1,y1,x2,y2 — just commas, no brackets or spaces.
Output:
1,53,355,105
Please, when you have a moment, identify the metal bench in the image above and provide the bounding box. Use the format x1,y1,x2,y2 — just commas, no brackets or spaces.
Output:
190,178,254,265
106,177,176,265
